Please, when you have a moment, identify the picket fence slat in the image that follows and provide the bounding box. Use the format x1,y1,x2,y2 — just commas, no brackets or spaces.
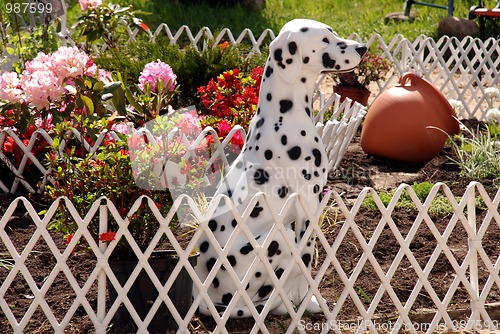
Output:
0,182,499,333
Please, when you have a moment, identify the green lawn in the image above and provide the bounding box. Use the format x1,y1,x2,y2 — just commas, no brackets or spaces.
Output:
64,0,488,42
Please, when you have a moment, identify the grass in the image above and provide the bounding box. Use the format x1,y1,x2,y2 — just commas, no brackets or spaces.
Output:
362,181,457,217
450,124,500,183
62,0,489,43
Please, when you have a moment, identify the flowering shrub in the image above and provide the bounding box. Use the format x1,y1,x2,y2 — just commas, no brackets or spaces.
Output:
43,121,175,260
75,0,149,51
0,46,114,133
197,66,262,147
0,46,118,188
333,51,392,89
138,59,177,92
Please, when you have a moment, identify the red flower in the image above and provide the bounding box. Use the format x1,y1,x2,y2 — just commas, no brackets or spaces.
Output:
217,120,232,135
230,130,244,148
65,233,75,246
3,137,14,153
99,231,116,242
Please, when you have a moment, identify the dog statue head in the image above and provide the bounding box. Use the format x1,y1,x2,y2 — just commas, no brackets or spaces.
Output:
269,19,367,83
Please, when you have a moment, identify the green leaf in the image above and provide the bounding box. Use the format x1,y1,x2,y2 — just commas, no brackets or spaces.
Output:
93,81,105,93
81,95,95,114
124,88,144,114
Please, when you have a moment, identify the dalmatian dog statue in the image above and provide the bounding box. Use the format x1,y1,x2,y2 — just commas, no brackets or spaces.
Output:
196,19,367,317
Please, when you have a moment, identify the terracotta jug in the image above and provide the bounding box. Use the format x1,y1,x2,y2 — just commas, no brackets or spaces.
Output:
360,72,460,163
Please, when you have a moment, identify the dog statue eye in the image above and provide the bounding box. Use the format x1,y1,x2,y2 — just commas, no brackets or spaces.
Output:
322,37,330,44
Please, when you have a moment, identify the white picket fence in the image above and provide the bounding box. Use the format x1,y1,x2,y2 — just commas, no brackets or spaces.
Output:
1,181,499,333
73,23,500,120
2,18,500,119
2,18,500,334
0,94,365,195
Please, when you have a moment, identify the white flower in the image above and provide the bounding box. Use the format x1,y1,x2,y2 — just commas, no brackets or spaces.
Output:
448,99,464,114
485,108,500,123
484,87,500,99
449,99,463,109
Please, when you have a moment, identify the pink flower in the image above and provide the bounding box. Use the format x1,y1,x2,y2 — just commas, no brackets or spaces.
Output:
24,52,52,74
51,46,92,80
217,120,232,135
0,72,24,103
176,111,202,136
86,63,112,84
111,122,131,135
35,113,54,131
20,69,65,110
230,129,244,148
79,0,103,11
138,60,177,92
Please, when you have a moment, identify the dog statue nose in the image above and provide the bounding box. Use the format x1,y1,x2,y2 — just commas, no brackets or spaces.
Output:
355,46,368,57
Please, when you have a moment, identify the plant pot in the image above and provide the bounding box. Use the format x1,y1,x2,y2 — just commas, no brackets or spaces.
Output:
108,250,198,333
333,85,371,106
360,72,460,163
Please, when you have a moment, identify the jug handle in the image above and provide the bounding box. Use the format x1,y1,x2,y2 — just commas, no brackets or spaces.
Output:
398,72,422,86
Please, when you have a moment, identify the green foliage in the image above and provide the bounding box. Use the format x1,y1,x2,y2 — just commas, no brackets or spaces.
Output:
67,0,485,42
404,181,433,202
1,24,60,71
94,38,268,108
362,182,455,217
450,125,500,182
43,120,175,260
73,2,150,52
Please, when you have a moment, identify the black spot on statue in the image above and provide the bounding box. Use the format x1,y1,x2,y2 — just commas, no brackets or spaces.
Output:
302,253,312,267
215,305,226,313
250,202,264,218
206,258,216,271
222,293,233,305
208,220,218,231
278,186,289,198
258,285,273,298
200,241,209,253
322,53,336,68
240,243,254,255
265,66,274,78
275,268,284,278
264,149,273,160
287,146,302,160
274,48,283,62
288,41,297,55
267,240,280,257
256,118,265,128
279,100,293,113
312,148,322,167
254,168,270,185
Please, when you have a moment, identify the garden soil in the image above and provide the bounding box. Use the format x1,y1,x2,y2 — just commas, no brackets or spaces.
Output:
1,126,499,333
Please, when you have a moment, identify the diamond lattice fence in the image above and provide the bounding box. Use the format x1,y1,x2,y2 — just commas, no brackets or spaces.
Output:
0,182,499,333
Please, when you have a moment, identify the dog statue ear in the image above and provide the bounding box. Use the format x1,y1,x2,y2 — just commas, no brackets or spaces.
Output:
269,30,304,84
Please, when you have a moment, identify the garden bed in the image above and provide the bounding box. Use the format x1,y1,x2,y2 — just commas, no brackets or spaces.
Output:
0,127,499,333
